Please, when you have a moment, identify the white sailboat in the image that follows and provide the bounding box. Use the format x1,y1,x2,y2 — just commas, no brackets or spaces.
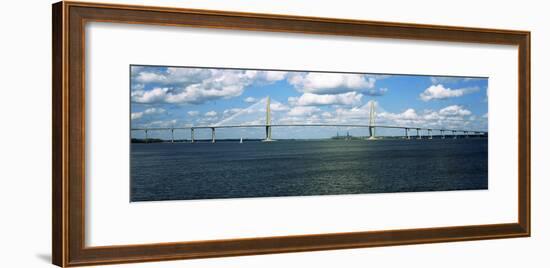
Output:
240,137,243,143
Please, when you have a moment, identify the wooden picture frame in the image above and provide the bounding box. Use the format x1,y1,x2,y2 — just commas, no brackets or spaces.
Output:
52,1,530,266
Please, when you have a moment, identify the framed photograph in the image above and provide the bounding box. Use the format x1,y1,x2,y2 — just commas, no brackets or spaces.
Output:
52,1,530,267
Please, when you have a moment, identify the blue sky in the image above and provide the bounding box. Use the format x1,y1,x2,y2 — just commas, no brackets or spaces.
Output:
130,65,488,140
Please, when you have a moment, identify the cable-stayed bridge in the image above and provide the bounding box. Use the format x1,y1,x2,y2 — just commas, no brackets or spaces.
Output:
131,96,488,143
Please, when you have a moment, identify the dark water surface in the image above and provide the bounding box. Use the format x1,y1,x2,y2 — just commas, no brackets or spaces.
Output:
130,139,488,202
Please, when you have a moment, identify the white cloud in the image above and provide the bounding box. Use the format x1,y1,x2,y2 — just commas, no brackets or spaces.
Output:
131,107,166,120
144,107,165,114
133,67,211,84
134,72,166,83
245,70,288,82
270,102,290,111
439,105,472,116
365,74,392,80
288,92,363,106
131,87,170,103
187,110,199,116
380,108,419,121
265,71,287,81
131,67,389,105
205,111,218,117
322,112,333,118
131,68,287,104
163,70,254,104
288,73,379,94
430,77,484,85
142,119,178,128
132,83,145,91
419,84,478,101
376,105,474,128
287,106,321,116
131,112,143,120
244,97,257,103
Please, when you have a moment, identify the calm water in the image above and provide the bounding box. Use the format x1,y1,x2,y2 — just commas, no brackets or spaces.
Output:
130,139,488,202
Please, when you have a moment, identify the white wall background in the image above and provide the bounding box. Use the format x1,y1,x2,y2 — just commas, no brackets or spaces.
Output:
0,0,548,267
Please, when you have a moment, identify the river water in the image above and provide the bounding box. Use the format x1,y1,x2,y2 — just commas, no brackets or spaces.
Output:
130,139,488,202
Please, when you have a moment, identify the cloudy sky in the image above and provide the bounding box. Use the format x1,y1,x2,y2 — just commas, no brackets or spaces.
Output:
130,65,488,140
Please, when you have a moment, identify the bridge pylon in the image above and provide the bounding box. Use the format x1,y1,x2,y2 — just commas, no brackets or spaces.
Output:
211,127,216,143
262,96,274,142
368,101,377,140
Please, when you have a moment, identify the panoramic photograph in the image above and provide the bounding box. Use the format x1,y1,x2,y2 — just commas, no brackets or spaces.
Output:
130,65,488,202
